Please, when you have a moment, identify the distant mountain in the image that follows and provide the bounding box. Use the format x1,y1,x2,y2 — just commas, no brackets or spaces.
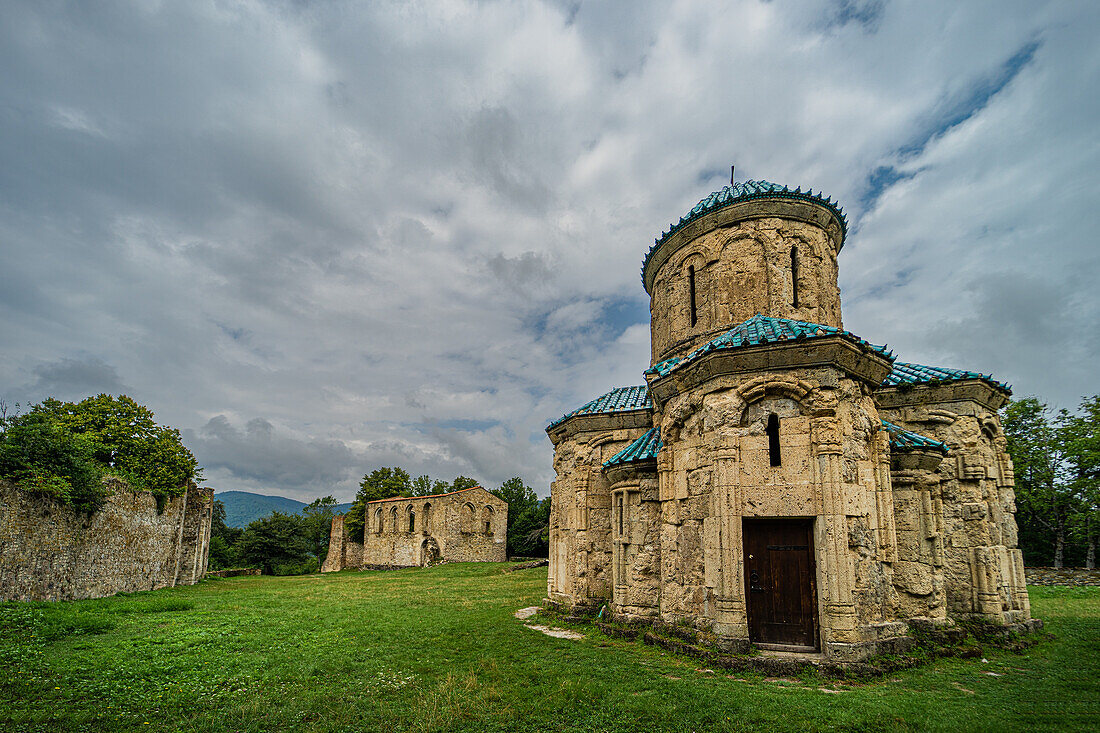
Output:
214,490,354,528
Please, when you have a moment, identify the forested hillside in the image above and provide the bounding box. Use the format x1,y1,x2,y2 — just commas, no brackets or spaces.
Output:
215,490,352,528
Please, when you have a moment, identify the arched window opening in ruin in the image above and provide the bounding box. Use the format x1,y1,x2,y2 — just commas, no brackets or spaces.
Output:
423,503,432,532
791,245,800,308
767,412,782,467
408,507,415,533
390,507,398,533
463,503,476,533
688,264,698,327
482,505,494,535
375,508,383,534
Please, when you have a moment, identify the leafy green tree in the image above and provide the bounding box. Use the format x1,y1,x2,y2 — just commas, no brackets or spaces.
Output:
510,498,551,558
410,474,449,497
345,467,413,541
301,495,339,563
208,499,243,569
1060,396,1100,568
34,394,199,501
0,410,106,512
1004,397,1082,567
491,477,549,557
238,511,312,575
449,475,479,492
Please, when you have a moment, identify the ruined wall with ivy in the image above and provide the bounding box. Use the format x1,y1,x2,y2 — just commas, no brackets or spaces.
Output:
0,479,213,601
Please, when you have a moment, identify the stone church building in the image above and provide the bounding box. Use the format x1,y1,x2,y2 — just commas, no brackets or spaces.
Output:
545,178,1031,660
323,486,507,571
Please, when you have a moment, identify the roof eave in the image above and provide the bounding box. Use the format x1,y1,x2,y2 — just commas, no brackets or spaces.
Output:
646,336,894,407
545,407,654,445
875,379,1011,412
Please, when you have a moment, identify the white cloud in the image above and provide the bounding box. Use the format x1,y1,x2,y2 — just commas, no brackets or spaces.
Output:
1,0,1096,500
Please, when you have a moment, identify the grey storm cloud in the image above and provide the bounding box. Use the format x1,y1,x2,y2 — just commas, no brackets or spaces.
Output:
2,0,1097,502
186,416,359,494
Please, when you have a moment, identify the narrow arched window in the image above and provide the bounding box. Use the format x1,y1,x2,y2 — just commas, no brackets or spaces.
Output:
375,508,383,534
409,507,416,533
767,413,782,467
423,503,432,532
688,264,698,327
791,245,800,308
390,507,398,533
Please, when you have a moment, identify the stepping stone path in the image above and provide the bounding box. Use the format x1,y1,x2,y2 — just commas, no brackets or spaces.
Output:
514,606,585,640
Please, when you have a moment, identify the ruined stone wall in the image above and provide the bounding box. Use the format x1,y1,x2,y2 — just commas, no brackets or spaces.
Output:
548,420,650,610
322,487,506,571
879,390,1029,623
320,515,363,572
648,213,842,364
0,480,213,601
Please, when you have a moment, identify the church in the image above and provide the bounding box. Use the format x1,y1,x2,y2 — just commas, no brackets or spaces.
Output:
545,177,1033,660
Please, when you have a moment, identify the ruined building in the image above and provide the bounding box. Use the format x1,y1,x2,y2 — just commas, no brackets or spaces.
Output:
546,178,1033,660
323,486,507,571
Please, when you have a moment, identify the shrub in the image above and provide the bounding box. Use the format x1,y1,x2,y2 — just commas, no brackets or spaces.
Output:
0,411,107,512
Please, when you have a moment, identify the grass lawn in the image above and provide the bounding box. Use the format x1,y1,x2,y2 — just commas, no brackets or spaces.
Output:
1,564,1097,732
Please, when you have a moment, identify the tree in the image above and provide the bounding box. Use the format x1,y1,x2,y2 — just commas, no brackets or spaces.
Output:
1004,397,1086,567
207,499,243,569
345,467,413,541
409,474,448,497
1060,396,1100,568
301,495,339,563
449,475,479,492
0,410,105,512
490,477,549,557
34,394,199,501
237,511,312,575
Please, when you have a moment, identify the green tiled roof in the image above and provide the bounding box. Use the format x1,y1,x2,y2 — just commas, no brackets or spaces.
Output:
881,420,949,454
547,385,652,429
642,179,847,286
604,428,662,468
883,360,1011,393
646,315,892,378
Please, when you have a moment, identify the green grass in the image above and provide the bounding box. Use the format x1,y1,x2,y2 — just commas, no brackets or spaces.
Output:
1,565,1097,732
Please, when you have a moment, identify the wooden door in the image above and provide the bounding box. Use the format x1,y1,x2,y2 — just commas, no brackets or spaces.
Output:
743,518,817,648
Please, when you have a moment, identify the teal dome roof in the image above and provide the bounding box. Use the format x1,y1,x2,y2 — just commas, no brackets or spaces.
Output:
641,179,848,286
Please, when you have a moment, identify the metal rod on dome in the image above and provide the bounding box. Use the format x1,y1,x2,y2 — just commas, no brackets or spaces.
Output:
730,165,735,185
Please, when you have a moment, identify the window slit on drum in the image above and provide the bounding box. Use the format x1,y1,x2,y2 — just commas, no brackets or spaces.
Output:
791,245,800,308
688,264,698,327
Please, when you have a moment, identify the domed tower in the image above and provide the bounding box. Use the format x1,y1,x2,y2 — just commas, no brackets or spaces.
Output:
642,180,847,364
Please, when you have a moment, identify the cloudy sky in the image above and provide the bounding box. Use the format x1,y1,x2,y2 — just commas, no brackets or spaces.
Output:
2,0,1097,502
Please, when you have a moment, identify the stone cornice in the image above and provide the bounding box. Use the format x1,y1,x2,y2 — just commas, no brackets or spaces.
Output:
645,337,893,408
875,380,1010,412
890,449,947,473
604,460,658,486
545,408,654,446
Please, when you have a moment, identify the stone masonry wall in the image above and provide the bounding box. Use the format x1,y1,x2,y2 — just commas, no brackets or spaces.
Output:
0,479,213,601
548,422,650,609
880,392,1029,623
